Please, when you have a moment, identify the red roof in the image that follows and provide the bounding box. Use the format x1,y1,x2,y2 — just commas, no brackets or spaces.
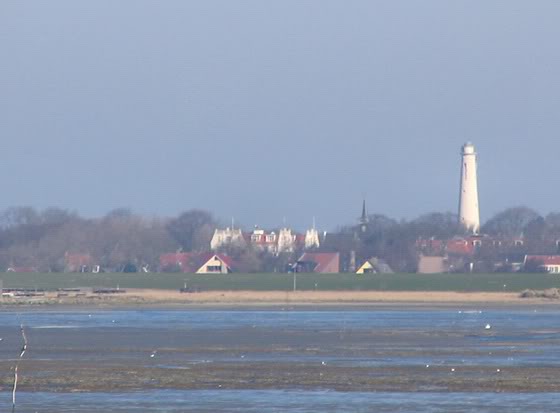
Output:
297,252,340,273
6,267,37,273
65,253,93,267
445,239,476,256
159,252,198,272
525,255,560,266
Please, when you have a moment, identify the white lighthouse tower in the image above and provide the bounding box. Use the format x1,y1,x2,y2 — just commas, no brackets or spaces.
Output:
458,142,480,234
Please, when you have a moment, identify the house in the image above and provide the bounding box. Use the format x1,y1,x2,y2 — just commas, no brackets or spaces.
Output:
246,227,278,254
445,237,478,256
293,252,339,273
6,267,37,273
417,255,448,274
212,224,320,255
159,252,198,272
524,255,560,273
159,252,235,274
356,257,394,274
210,227,246,250
195,254,234,274
276,228,297,253
304,227,320,249
64,252,94,272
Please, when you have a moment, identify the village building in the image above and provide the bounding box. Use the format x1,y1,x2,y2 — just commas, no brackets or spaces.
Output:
304,227,320,249
210,227,246,251
64,252,94,272
277,228,297,254
195,254,234,274
210,224,319,255
356,257,394,274
159,252,235,274
524,255,560,274
417,255,448,274
293,252,340,273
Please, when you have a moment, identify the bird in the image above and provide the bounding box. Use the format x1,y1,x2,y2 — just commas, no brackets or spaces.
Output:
425,364,430,368
321,361,326,365
496,369,501,373
451,368,455,372
485,324,491,330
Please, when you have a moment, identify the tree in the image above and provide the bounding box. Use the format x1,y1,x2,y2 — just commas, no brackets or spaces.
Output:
166,209,216,252
409,212,466,239
482,207,541,238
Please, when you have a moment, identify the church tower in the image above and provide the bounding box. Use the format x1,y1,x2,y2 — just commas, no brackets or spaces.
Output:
359,199,368,233
458,142,480,234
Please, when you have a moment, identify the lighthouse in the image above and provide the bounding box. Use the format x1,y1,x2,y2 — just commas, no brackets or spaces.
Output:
458,142,480,234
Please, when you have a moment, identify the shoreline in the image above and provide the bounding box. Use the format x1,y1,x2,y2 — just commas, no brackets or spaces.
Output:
2,289,560,308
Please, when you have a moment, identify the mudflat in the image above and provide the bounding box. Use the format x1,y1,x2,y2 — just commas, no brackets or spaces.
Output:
1,308,560,394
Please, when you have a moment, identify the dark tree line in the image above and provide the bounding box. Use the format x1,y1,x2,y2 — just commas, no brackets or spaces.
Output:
0,207,216,272
0,205,559,273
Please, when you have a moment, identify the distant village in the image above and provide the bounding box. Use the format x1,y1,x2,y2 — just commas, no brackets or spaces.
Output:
2,143,560,275
0,203,558,276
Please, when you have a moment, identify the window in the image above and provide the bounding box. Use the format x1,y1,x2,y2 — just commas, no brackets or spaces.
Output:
206,265,222,272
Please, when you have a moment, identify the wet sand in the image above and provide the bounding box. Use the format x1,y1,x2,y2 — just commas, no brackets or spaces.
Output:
1,308,560,394
1,289,557,307
3,360,560,393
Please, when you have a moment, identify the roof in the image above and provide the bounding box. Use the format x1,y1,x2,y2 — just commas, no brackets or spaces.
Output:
64,252,93,267
445,238,476,256
159,252,235,272
525,255,560,266
159,252,198,272
296,252,339,273
197,253,235,269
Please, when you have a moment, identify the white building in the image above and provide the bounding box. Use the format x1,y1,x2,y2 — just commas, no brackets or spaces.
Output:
304,227,320,249
210,224,319,255
210,227,246,251
277,228,297,254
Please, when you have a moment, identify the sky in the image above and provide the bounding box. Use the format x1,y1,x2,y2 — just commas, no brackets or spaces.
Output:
1,1,560,231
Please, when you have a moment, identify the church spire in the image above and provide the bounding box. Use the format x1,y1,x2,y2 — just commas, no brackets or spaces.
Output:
360,199,368,223
360,199,368,233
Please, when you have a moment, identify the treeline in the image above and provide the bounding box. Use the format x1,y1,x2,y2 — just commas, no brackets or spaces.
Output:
0,207,216,272
346,207,560,272
1,206,560,273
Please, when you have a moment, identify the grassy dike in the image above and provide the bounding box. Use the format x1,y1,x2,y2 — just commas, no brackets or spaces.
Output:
0,272,559,292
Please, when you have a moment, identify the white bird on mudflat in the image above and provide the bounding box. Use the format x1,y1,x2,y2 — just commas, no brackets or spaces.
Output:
485,324,491,330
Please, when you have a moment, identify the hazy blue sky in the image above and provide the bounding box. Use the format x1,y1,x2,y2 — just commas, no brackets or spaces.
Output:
1,1,559,230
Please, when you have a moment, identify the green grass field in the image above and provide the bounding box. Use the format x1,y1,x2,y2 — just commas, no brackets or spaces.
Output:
0,272,559,292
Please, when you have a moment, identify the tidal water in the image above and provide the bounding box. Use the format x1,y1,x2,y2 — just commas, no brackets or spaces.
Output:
1,307,559,412
6,390,560,413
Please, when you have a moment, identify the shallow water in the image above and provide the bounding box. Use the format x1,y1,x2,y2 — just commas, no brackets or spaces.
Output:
1,308,559,411
6,390,560,412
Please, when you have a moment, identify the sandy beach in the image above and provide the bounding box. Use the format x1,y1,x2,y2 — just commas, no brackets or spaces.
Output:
135,289,528,304
2,289,558,307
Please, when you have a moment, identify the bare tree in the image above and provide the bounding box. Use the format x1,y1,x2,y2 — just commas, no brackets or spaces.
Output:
166,209,216,252
482,207,541,238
